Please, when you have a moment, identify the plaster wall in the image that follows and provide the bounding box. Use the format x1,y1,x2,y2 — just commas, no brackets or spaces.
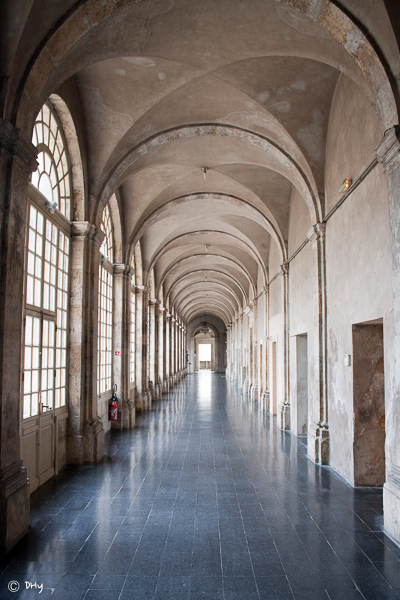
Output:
325,74,393,484
287,186,318,435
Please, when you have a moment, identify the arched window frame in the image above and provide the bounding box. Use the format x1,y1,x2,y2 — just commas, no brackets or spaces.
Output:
97,203,114,396
22,101,72,422
31,101,71,220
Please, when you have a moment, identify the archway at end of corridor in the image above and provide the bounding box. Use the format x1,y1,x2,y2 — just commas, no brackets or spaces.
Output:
198,343,212,370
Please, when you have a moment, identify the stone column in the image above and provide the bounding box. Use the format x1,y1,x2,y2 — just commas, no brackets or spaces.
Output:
148,297,156,399
0,120,37,552
165,313,171,390
158,305,165,395
240,314,244,386
69,223,101,463
251,300,259,401
226,324,231,377
69,222,105,464
170,317,176,384
113,264,135,429
135,285,146,411
143,290,150,409
262,285,270,412
183,328,187,374
305,223,329,464
377,127,400,546
178,323,183,374
279,263,291,430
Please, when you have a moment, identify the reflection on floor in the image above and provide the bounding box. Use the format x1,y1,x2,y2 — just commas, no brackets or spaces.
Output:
1,372,400,600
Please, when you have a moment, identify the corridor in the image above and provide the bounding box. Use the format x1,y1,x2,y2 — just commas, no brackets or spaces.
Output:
1,373,400,600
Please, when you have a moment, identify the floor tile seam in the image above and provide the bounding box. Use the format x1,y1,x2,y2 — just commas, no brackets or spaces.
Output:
162,402,197,542
215,386,260,593
119,396,195,568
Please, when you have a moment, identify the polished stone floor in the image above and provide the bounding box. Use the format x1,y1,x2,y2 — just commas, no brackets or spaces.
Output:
1,372,400,600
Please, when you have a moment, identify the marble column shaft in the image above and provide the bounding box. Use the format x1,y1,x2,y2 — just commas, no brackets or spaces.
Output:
69,222,105,464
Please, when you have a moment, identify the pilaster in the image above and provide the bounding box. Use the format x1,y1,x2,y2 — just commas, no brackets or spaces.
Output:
377,127,400,545
0,120,37,552
279,262,291,430
306,223,329,464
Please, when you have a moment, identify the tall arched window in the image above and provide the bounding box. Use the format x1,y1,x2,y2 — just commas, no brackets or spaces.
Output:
98,203,114,395
22,99,72,491
130,252,135,387
31,102,71,220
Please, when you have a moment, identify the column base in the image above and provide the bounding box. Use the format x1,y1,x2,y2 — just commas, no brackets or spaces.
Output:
121,400,135,429
384,471,400,547
262,390,270,412
279,403,290,430
144,389,152,411
162,379,169,393
243,378,250,394
250,384,258,402
82,417,105,463
0,461,30,553
308,422,329,465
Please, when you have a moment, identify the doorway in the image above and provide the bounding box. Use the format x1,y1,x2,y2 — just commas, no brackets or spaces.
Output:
296,334,308,435
199,343,212,370
352,320,385,486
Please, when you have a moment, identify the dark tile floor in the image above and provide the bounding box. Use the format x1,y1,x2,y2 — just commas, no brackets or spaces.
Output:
1,372,400,600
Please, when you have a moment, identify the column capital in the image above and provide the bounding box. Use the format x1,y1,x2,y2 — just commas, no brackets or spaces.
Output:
159,305,166,313
71,221,95,239
135,284,148,295
166,313,172,320
376,126,400,171
149,297,158,305
114,263,131,277
0,119,38,178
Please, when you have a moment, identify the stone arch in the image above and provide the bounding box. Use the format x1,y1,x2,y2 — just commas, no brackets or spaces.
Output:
147,230,268,287
12,1,398,140
48,93,85,222
97,125,321,226
107,193,123,264
159,254,257,299
193,323,220,339
134,241,142,287
148,269,156,298
134,191,287,265
165,269,248,306
172,281,241,314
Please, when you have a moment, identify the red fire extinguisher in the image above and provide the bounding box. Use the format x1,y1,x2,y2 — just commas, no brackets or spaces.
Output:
109,384,118,421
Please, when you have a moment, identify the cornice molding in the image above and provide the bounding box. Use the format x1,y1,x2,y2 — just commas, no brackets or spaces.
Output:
0,119,38,177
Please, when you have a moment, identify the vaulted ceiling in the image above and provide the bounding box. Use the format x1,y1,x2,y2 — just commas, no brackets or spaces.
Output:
3,0,398,327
